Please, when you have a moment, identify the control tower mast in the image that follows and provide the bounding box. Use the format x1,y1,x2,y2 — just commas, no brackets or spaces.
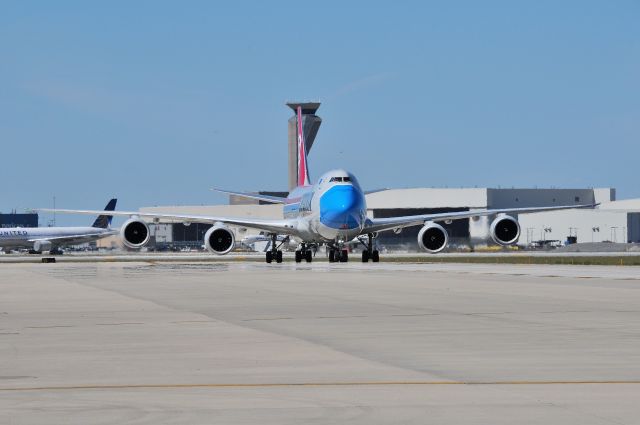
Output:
286,102,321,191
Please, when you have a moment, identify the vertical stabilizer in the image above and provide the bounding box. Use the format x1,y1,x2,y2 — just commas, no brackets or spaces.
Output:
296,106,311,187
91,199,117,228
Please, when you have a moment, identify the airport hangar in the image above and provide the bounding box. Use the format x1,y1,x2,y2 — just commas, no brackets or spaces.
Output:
104,102,639,251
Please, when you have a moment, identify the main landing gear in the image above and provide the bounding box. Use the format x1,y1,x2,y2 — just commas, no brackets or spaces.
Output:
359,233,380,263
294,243,313,263
265,234,286,264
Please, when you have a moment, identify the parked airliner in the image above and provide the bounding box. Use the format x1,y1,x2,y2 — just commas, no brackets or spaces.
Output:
3,199,118,254
41,108,595,263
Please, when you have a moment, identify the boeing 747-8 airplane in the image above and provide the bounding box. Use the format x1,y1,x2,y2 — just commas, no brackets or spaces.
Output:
3,199,117,254
41,108,595,263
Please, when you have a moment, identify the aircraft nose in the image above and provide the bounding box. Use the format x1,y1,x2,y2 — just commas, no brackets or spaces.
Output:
320,185,363,230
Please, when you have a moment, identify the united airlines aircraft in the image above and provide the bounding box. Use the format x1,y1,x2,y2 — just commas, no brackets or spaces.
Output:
3,199,118,254
41,108,595,263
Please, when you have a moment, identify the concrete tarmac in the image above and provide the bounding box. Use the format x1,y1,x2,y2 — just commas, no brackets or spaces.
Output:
1,261,639,424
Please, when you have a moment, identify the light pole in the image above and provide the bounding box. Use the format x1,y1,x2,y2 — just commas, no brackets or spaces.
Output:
543,227,552,245
526,227,534,246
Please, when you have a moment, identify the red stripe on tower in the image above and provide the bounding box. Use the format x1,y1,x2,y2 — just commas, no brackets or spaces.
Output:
296,106,310,187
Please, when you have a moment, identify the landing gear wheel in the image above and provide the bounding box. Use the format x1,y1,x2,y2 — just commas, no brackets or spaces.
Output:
339,250,348,263
266,251,273,263
328,249,336,263
362,250,370,263
295,251,302,263
276,250,283,263
371,250,380,263
305,250,312,263
360,233,379,264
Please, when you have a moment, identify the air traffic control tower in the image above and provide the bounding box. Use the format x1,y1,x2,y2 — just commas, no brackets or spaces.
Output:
287,102,322,191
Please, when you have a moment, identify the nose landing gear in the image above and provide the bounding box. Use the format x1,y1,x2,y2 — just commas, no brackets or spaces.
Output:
327,238,349,263
328,248,349,263
295,243,314,263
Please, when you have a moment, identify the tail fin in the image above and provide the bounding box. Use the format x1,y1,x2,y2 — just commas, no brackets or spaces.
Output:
91,198,117,228
296,106,311,187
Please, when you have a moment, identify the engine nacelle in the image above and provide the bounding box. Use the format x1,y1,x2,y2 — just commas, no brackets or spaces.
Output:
418,222,448,253
121,218,150,249
204,225,235,255
33,240,52,252
490,215,521,246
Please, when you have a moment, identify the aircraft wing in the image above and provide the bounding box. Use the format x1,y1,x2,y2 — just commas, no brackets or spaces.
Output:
28,230,119,246
363,203,598,234
37,209,297,235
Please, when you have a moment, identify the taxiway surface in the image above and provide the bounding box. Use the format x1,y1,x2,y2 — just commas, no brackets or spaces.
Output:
1,261,639,424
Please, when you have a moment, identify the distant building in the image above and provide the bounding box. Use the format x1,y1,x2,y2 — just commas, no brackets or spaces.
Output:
519,198,640,245
229,191,288,206
0,213,38,228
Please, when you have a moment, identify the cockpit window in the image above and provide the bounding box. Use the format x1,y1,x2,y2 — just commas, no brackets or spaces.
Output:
343,176,351,182
329,176,350,182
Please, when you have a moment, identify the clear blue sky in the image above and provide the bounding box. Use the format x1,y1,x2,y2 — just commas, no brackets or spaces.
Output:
1,1,638,225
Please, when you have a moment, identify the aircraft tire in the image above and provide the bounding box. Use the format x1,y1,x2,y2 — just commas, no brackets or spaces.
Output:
305,250,312,263
340,250,348,263
362,251,369,263
295,251,302,263
328,249,336,263
372,250,380,263
266,251,273,263
276,250,283,263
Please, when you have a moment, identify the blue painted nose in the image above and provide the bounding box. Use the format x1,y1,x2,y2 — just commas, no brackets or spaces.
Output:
320,185,363,230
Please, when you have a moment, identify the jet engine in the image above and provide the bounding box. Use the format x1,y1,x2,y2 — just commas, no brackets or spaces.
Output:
418,222,448,253
121,218,150,249
204,225,235,255
33,240,52,253
490,215,521,246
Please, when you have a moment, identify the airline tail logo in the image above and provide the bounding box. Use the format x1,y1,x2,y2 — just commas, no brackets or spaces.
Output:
297,106,311,187
92,198,117,229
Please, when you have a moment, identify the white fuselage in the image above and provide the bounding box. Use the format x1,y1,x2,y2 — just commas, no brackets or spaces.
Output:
0,226,115,250
283,169,368,243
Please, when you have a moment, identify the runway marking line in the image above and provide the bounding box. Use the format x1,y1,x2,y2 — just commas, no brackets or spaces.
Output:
2,380,640,392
